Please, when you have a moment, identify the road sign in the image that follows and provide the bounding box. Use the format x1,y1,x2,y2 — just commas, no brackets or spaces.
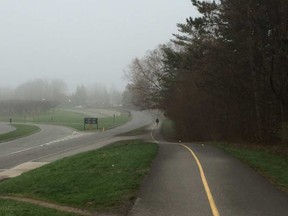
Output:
84,117,98,130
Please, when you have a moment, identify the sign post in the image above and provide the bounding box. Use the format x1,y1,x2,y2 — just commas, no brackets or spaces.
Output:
84,117,98,130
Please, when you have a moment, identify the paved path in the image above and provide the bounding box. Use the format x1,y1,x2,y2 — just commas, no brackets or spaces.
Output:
129,126,288,216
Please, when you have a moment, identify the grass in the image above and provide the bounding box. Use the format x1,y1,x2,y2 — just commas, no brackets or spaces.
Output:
0,108,130,131
0,124,40,143
0,199,77,216
160,119,176,141
0,140,158,213
209,142,288,192
97,112,131,131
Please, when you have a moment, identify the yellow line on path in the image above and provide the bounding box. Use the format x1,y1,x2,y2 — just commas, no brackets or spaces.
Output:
180,144,221,216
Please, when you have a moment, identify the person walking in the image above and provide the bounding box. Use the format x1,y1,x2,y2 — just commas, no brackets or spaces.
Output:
156,118,159,126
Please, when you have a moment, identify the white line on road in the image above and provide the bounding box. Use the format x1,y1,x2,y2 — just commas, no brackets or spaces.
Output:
0,133,87,159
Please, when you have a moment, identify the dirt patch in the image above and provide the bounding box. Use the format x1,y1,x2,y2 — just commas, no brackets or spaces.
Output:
0,195,121,216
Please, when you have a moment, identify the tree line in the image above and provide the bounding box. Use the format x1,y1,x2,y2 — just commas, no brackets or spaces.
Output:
0,100,57,116
124,0,288,144
0,79,122,109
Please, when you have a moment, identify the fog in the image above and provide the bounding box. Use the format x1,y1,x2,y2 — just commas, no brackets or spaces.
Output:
0,0,197,92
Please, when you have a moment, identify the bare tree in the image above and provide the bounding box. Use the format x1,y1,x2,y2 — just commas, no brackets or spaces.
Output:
125,45,166,109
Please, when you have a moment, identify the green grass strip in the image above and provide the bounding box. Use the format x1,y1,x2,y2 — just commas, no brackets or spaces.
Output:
214,143,288,192
0,140,158,212
0,108,130,131
0,124,40,143
0,199,77,216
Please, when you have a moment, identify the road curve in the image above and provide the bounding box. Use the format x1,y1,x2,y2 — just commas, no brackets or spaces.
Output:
0,110,154,170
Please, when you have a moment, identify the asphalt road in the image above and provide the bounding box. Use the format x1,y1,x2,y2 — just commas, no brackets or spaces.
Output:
0,123,15,134
128,127,288,216
0,110,154,170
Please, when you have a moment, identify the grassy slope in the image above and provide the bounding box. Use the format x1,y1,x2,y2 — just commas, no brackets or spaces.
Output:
0,140,158,212
213,143,288,192
0,124,40,143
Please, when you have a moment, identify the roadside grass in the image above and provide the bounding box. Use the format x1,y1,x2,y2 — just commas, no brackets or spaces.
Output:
160,119,176,141
0,199,77,216
0,124,40,143
0,108,130,131
98,112,131,131
0,109,86,131
0,140,158,213
117,125,149,136
212,143,288,192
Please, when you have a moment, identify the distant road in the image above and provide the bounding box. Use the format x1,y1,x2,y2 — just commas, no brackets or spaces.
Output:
0,110,154,170
0,123,15,135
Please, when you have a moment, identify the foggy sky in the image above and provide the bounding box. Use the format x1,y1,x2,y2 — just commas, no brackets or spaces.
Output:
0,0,198,91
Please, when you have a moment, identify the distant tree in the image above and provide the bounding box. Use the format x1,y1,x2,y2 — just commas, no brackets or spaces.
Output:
13,79,68,105
86,83,110,107
50,79,68,103
15,79,50,100
0,100,57,116
122,87,134,108
0,87,14,101
109,87,122,106
72,85,88,106
125,45,166,109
